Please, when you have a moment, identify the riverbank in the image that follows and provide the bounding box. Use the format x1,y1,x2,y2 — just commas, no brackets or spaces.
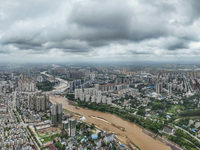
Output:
50,95,171,150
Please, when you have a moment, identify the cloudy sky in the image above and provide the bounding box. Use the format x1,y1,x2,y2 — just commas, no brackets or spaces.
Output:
0,0,200,63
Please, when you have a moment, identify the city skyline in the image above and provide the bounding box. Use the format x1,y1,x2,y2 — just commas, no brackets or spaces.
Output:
0,63,200,149
0,0,200,63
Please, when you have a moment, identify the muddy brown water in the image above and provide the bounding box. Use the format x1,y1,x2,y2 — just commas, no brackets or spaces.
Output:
50,96,171,150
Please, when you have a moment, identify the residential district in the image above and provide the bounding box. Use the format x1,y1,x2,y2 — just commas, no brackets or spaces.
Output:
1,63,200,150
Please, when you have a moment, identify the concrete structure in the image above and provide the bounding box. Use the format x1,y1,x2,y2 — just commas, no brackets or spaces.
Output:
75,88,112,105
70,80,81,91
104,133,114,143
18,78,36,92
62,120,68,130
90,73,96,81
168,83,172,96
99,83,129,92
156,83,162,94
57,103,62,123
68,118,76,137
28,92,49,112
36,75,44,82
51,103,62,125
51,104,57,125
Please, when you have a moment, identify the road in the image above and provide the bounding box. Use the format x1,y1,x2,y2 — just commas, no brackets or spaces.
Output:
13,108,41,150
175,125,200,142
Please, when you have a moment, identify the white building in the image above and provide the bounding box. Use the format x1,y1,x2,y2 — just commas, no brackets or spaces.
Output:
101,96,106,104
104,133,114,143
18,79,36,92
85,95,90,102
168,83,172,96
75,88,112,105
107,97,112,105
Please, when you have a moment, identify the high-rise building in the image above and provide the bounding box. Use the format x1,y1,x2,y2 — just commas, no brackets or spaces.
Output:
35,96,41,112
28,92,49,112
156,83,162,94
57,103,62,123
51,103,62,125
94,84,99,90
18,78,36,92
62,118,76,136
147,77,152,85
51,104,57,125
168,83,172,96
68,118,76,137
28,94,35,110
62,120,68,130
70,80,82,91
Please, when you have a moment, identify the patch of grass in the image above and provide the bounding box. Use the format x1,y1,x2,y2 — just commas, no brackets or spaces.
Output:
167,105,185,114
40,134,61,144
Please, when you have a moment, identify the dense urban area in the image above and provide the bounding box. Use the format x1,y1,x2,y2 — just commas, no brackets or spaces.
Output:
1,63,200,150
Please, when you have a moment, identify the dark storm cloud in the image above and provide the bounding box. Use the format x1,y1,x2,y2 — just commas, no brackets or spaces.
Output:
167,42,188,51
162,38,189,51
68,0,131,41
0,0,200,62
46,39,91,53
2,39,42,49
67,0,172,43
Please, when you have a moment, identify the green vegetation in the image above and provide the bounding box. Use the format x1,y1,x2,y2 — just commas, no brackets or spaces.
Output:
13,110,20,123
167,105,184,114
175,129,200,147
17,107,22,115
137,106,146,116
4,127,10,132
36,80,56,91
66,93,75,101
41,134,61,144
61,133,68,139
42,113,50,121
76,100,164,134
175,118,189,126
179,109,200,117
148,100,165,111
167,129,200,150
55,142,66,150
167,135,196,150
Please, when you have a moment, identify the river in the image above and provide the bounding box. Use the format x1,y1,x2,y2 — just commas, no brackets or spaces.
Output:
50,96,171,150
40,71,69,93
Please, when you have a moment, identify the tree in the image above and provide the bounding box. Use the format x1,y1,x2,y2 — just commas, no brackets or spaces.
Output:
87,146,91,150
137,107,146,116
61,144,66,150
91,123,95,129
55,142,62,149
